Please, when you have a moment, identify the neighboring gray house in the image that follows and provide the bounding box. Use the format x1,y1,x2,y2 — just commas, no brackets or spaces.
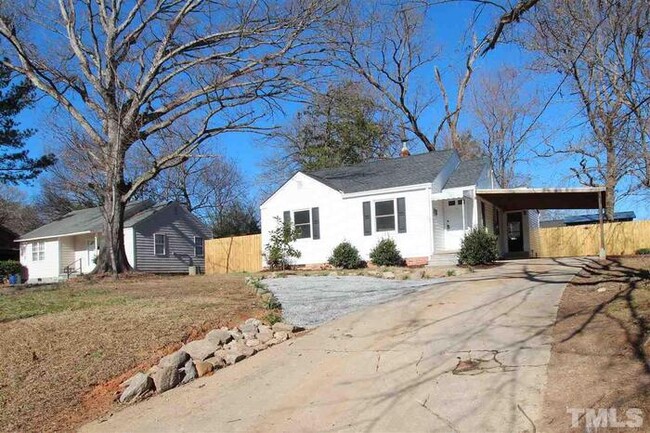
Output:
18,201,212,283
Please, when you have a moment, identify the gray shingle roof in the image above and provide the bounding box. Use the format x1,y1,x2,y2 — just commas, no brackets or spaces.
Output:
443,158,490,189
304,150,456,193
19,200,159,241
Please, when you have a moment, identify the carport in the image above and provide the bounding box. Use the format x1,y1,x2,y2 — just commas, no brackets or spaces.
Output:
476,187,607,258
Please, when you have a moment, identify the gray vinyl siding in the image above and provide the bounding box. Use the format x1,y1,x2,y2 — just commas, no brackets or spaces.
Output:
131,203,212,273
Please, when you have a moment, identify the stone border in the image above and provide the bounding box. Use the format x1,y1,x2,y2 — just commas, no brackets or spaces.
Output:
260,266,462,281
118,318,302,403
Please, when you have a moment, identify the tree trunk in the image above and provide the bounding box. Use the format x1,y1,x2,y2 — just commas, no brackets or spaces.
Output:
93,134,132,276
605,143,616,221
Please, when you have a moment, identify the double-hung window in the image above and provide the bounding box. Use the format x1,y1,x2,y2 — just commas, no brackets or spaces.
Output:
375,200,396,232
32,241,45,261
194,237,204,257
293,210,311,239
154,234,166,256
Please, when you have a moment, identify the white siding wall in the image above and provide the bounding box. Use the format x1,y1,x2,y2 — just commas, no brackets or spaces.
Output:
124,227,136,268
20,239,60,282
261,173,434,265
432,201,445,253
59,237,75,274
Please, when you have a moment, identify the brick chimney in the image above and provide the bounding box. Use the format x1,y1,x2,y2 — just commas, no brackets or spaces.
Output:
400,140,411,157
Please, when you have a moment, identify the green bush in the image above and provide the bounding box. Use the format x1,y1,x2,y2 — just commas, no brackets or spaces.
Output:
264,216,301,270
0,260,23,279
328,241,364,269
636,248,650,255
457,228,499,266
369,238,404,267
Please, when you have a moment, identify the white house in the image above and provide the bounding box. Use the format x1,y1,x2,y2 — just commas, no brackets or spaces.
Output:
261,149,542,267
18,201,212,283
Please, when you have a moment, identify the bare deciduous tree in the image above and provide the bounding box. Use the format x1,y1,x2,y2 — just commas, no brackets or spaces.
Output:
529,0,650,218
470,67,536,187
0,0,335,274
328,0,541,153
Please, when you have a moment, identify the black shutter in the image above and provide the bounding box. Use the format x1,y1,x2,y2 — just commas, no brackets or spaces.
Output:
311,207,320,239
283,211,290,224
397,197,407,233
362,201,371,236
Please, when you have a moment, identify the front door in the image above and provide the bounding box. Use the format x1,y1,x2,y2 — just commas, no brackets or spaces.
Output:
444,199,464,251
507,212,524,252
86,239,95,270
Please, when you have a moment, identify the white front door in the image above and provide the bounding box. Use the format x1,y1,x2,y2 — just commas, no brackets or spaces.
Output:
444,199,464,251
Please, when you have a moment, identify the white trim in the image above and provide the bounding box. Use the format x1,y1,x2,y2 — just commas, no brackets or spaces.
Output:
342,183,431,199
292,208,312,240
373,198,397,233
154,233,166,256
477,187,606,194
18,230,93,243
193,236,204,258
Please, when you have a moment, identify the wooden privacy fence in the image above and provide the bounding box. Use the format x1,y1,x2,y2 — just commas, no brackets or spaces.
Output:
205,234,262,274
531,220,650,258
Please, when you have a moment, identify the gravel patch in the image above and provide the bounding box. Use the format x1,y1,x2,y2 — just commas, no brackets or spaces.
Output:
265,276,443,328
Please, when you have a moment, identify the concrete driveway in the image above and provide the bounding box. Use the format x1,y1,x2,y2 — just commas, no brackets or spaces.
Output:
82,258,586,433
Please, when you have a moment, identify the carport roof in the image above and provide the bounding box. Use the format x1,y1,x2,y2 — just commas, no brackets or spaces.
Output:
476,187,606,211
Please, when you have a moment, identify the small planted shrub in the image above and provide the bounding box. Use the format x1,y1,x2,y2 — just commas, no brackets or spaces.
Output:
0,260,23,279
328,241,363,269
369,238,404,267
264,217,301,270
636,248,650,255
457,228,499,266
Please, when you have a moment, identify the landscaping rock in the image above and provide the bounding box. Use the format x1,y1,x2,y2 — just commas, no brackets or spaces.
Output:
272,322,297,333
229,330,244,341
180,359,197,384
245,339,261,347
152,365,180,393
238,322,258,334
382,271,396,279
245,318,262,327
206,353,227,370
205,329,232,345
194,361,213,377
266,338,279,346
242,331,257,340
182,339,220,361
119,373,153,403
158,350,189,369
258,324,272,333
225,351,247,365
257,331,274,344
274,331,289,342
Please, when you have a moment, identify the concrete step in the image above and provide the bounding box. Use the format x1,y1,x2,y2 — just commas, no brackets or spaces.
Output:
428,253,458,267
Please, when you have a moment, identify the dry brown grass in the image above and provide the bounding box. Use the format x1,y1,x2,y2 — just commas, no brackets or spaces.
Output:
541,256,650,433
0,274,265,433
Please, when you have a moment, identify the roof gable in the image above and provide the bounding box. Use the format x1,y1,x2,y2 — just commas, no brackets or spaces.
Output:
304,150,456,194
443,158,490,189
19,200,158,241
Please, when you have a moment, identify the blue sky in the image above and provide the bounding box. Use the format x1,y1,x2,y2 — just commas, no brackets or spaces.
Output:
14,2,649,219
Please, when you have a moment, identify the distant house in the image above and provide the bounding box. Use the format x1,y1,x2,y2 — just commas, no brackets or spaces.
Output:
0,226,19,261
17,201,212,283
540,211,636,228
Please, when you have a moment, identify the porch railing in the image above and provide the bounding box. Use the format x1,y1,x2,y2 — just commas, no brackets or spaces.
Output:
63,258,82,278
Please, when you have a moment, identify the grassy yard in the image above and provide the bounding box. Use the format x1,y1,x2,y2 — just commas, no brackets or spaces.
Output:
541,256,650,432
0,274,266,433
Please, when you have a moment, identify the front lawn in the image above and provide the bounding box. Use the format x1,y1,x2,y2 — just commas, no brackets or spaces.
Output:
0,274,265,433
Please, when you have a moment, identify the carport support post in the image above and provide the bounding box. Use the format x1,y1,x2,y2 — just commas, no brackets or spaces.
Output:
598,191,606,259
